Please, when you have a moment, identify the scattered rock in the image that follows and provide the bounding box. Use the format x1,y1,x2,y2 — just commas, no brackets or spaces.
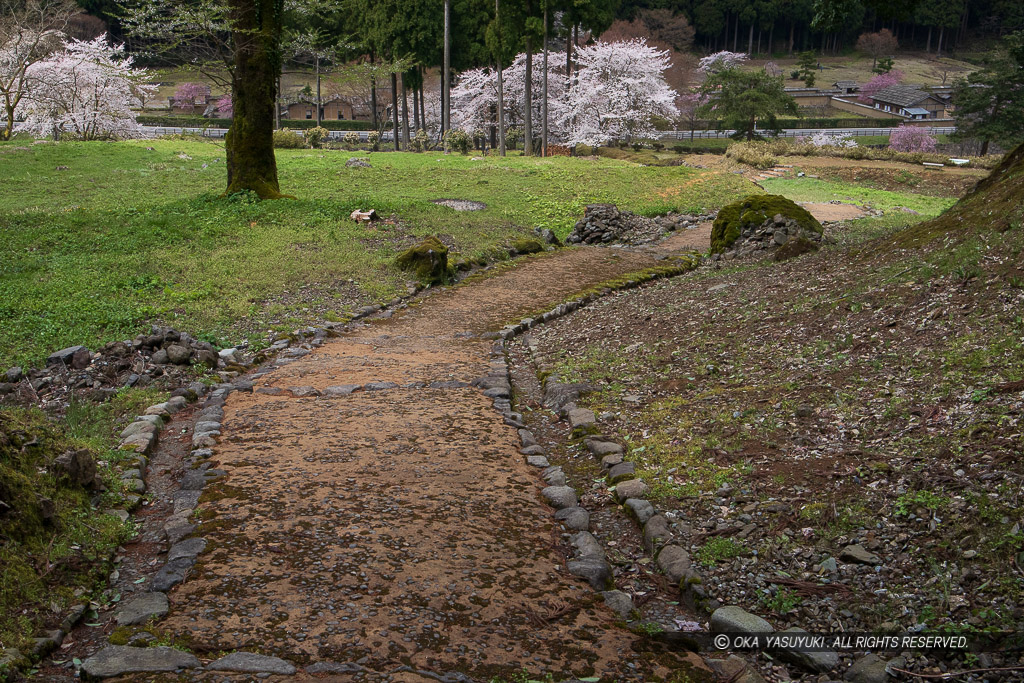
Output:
775,627,839,673
114,592,169,626
710,606,774,634
844,653,891,683
567,556,613,590
541,486,578,509
656,544,692,582
554,506,590,530
53,449,97,488
207,652,296,675
614,478,649,503
601,590,634,618
840,544,881,566
166,344,192,365
80,645,200,679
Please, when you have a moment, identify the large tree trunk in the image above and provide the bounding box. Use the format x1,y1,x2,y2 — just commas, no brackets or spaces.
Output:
937,26,945,55
443,0,451,137
496,0,506,156
524,34,533,155
926,26,932,53
370,52,378,130
315,55,322,126
789,21,794,54
391,71,400,150
401,72,410,148
542,2,548,157
225,0,285,199
748,23,754,55
412,72,420,131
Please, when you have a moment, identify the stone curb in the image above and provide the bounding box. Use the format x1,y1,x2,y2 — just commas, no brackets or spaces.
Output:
497,260,847,679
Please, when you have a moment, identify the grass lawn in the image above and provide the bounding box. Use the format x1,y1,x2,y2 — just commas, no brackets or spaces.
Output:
0,139,753,368
760,176,957,215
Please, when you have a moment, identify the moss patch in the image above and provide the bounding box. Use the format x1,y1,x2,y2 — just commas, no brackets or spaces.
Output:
510,239,544,255
711,194,823,253
0,407,132,652
395,236,453,285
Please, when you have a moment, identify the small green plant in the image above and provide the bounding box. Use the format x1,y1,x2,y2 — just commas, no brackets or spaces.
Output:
874,56,895,74
304,126,330,149
760,587,802,614
696,537,747,566
894,490,949,517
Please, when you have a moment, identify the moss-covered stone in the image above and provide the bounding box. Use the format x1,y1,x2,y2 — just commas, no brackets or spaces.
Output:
394,237,452,285
774,235,820,261
711,194,822,253
510,239,544,255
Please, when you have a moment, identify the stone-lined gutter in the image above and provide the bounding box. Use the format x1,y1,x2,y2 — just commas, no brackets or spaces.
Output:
498,266,858,682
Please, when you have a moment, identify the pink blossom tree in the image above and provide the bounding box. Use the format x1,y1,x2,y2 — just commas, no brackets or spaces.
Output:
172,81,210,114
18,34,154,140
858,70,904,103
888,124,937,152
215,93,232,117
560,39,679,146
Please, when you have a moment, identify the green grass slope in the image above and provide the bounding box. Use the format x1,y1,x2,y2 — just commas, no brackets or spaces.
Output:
0,140,753,368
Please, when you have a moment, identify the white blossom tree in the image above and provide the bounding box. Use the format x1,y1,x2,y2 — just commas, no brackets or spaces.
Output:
18,34,154,140
697,50,747,74
450,51,569,142
559,39,678,146
0,0,77,140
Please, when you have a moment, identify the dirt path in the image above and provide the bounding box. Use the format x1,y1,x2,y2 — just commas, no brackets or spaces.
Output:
126,240,708,681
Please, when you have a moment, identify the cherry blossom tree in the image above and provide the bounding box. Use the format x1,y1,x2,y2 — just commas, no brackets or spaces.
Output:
697,50,747,75
172,82,211,114
216,93,233,117
1,0,77,140
449,51,569,143
858,70,904,104
560,39,678,146
888,124,937,152
18,34,154,140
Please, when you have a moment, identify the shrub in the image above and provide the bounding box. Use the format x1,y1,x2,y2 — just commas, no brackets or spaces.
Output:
889,125,937,153
342,130,360,149
412,128,430,152
273,129,305,149
711,194,823,253
673,144,685,154
367,130,380,151
304,126,329,149
504,126,523,150
444,129,470,154
725,140,782,169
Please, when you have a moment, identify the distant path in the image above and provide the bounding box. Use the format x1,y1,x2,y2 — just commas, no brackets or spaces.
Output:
151,239,707,681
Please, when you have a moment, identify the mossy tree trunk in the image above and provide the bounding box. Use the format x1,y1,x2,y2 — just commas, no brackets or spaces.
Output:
224,0,286,199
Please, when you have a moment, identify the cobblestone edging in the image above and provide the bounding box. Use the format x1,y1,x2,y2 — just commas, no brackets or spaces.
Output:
65,256,700,681
497,269,858,682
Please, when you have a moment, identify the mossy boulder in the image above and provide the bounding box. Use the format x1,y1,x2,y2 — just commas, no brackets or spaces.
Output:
395,236,452,285
510,239,544,255
711,194,822,254
774,235,820,261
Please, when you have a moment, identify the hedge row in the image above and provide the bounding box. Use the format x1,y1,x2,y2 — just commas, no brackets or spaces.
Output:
688,117,906,130
136,115,388,131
